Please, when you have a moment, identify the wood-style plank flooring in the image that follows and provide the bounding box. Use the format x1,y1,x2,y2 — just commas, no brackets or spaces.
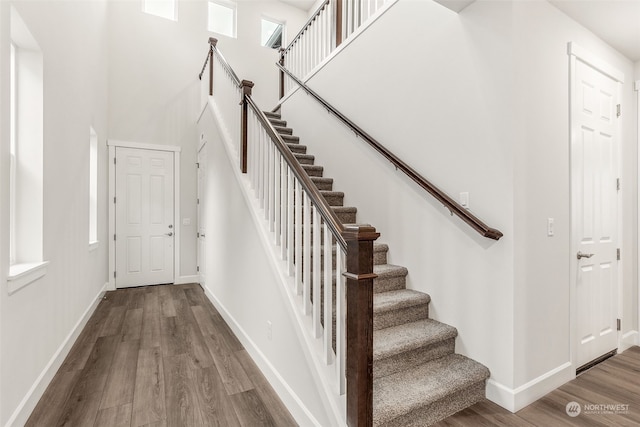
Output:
434,346,640,427
26,284,297,427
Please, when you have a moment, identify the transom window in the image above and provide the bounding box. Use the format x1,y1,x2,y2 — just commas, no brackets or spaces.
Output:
208,1,237,38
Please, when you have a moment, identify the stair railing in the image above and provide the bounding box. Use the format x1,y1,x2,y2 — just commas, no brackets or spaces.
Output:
279,0,396,98
277,63,504,241
200,37,378,427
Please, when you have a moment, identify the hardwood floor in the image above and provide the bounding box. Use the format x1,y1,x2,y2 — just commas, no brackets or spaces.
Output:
26,284,297,427
434,346,640,427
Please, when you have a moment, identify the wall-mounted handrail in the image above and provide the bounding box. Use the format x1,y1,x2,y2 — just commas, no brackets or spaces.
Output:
245,95,348,252
277,63,503,240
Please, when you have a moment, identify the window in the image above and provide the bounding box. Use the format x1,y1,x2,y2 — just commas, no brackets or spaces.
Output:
208,1,236,38
8,6,47,293
142,0,177,21
261,18,284,49
89,127,98,248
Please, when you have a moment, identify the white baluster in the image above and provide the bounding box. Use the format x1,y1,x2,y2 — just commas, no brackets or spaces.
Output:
294,179,302,293
336,246,346,395
265,137,272,221
312,207,322,338
259,128,265,208
323,222,333,364
274,151,281,245
303,192,311,315
287,167,295,275
280,157,287,258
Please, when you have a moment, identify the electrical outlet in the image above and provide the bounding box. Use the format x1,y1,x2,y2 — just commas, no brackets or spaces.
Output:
460,192,469,209
267,321,272,341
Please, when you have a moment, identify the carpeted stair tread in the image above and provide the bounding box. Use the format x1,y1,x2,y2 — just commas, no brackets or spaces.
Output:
274,125,293,135
373,289,430,315
268,118,287,127
373,354,490,426
302,164,324,176
373,319,456,360
263,111,280,119
311,177,333,190
281,134,300,143
294,153,315,165
287,143,306,154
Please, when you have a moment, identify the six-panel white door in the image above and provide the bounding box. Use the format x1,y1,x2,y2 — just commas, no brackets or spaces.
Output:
115,147,175,288
572,59,619,369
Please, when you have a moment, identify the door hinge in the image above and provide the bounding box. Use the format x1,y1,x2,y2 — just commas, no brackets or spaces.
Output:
114,271,117,278
114,234,116,241
197,266,200,272
197,232,200,238
114,157,117,165
197,198,200,205
616,178,620,191
617,318,621,331
114,196,116,204
196,162,200,168
616,104,621,117
617,248,621,261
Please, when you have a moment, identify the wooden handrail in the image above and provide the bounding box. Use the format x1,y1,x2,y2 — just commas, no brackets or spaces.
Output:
209,38,242,88
283,0,330,54
277,63,503,241
244,95,349,252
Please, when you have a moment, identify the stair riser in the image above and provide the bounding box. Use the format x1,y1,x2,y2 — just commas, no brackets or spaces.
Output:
269,119,287,127
275,127,293,135
323,194,344,206
374,274,407,294
295,156,315,165
282,135,300,144
312,180,333,191
288,144,306,154
374,304,429,331
375,381,486,427
302,166,324,177
374,338,455,379
374,250,387,265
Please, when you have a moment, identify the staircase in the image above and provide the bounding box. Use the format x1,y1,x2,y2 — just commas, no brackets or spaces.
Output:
263,110,490,426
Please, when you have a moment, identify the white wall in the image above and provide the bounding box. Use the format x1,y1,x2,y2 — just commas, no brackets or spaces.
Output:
107,0,307,281
279,0,638,411
197,107,332,426
0,1,110,424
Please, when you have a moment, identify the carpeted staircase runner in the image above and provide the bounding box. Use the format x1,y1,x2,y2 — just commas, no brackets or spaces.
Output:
263,110,490,427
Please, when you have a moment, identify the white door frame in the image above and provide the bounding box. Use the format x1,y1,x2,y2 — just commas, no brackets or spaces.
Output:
636,79,640,344
108,140,181,290
568,42,625,372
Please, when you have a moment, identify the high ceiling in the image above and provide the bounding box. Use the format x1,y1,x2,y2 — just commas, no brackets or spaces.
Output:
279,0,317,12
549,0,640,61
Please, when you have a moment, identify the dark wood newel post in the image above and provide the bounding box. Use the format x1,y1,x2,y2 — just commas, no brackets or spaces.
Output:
240,80,254,174
208,37,217,96
343,224,379,427
278,47,285,99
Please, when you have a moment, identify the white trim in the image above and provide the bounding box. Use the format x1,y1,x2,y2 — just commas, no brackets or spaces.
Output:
7,261,49,295
486,362,574,413
106,139,181,153
3,282,108,427
108,141,181,289
174,275,199,285
202,286,324,427
620,330,639,352
637,80,640,339
88,241,99,252
567,42,625,83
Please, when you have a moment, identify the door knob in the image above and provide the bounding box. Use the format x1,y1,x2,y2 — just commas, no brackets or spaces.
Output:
168,225,173,229
577,251,594,259
166,232,173,237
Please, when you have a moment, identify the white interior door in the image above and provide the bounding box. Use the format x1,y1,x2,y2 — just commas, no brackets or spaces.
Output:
572,58,619,368
197,143,207,287
115,147,175,288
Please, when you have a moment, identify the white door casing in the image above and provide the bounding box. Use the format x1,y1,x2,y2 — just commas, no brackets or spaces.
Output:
197,142,207,288
115,147,175,288
570,43,622,369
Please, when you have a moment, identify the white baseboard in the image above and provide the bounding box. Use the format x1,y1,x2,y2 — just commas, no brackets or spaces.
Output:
201,286,324,427
620,330,639,352
486,362,574,413
174,275,200,285
4,282,108,427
